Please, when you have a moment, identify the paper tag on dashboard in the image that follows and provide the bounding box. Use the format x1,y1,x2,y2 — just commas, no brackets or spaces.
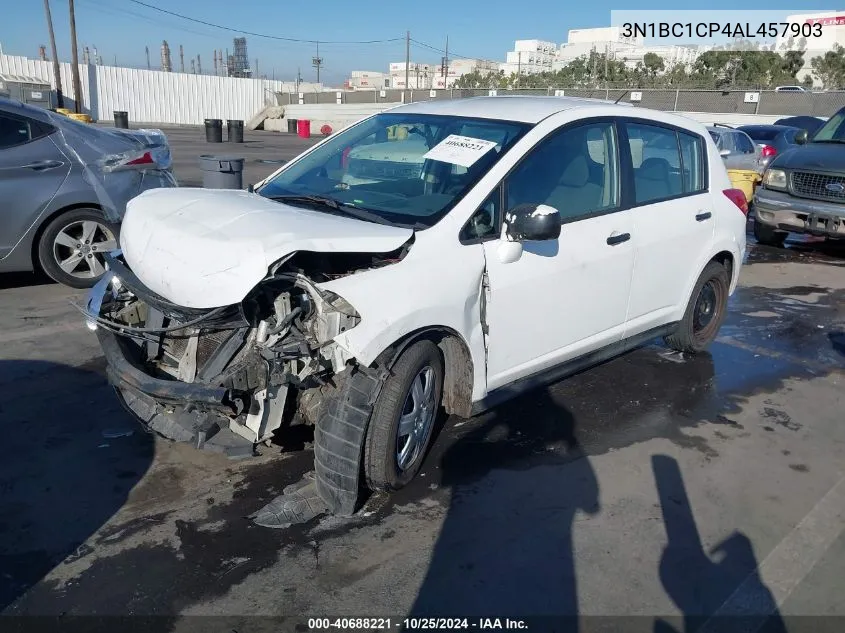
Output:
422,134,498,168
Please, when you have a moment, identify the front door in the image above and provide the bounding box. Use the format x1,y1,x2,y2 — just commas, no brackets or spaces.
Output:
0,112,69,259
479,119,635,391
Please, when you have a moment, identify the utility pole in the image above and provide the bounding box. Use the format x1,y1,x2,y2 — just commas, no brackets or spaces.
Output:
312,42,322,83
68,0,83,113
197,54,202,75
255,58,258,78
404,30,410,102
444,35,449,87
179,45,184,72
43,0,64,108
145,46,150,70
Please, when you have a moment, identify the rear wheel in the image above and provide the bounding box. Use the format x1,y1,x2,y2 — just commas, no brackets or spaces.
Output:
38,208,119,288
665,261,730,354
364,340,444,491
753,220,787,247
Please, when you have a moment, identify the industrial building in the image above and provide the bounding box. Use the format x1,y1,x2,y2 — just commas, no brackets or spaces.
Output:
499,40,557,75
778,11,845,86
553,27,700,71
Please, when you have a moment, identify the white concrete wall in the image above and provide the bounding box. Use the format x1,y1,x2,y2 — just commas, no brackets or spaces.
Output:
0,53,321,125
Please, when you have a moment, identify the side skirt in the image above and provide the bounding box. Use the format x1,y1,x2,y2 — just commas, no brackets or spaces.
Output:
470,323,678,416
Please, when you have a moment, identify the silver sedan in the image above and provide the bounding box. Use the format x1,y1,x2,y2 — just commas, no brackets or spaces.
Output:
0,97,175,287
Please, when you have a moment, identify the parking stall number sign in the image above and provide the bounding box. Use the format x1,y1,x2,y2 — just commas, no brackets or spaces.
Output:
423,134,498,168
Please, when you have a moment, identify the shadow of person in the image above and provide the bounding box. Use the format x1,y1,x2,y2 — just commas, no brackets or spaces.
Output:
0,359,155,611
409,386,599,627
652,454,787,633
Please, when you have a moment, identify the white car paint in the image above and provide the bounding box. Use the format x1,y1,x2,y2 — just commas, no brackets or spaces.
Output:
119,97,745,406
119,187,412,308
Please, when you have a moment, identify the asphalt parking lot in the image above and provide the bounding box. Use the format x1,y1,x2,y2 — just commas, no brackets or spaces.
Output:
1,128,844,631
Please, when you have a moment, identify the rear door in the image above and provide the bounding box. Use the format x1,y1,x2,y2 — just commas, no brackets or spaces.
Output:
0,112,69,259
623,121,714,336
728,131,760,171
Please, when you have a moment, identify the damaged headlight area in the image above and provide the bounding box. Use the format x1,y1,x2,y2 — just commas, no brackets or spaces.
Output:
84,251,362,457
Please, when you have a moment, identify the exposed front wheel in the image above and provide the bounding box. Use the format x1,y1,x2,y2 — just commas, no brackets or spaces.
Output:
37,209,119,288
753,220,787,247
665,261,730,354
364,340,444,491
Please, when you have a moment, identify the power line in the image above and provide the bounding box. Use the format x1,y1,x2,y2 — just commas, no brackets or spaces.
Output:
125,0,404,45
411,38,500,66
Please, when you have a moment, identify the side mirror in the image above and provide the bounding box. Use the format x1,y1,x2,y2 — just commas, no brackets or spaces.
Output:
795,130,809,145
504,203,562,242
719,149,731,158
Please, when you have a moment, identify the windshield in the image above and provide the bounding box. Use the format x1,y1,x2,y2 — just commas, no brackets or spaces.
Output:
811,110,845,143
257,112,531,228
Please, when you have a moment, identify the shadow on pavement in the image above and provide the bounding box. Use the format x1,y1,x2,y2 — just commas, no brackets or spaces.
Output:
0,359,154,611
408,344,791,631
408,387,599,625
0,272,54,291
652,454,786,633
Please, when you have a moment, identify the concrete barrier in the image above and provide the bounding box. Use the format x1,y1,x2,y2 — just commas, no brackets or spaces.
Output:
276,103,797,134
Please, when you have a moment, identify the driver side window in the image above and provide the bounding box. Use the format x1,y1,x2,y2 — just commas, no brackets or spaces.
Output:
505,121,620,223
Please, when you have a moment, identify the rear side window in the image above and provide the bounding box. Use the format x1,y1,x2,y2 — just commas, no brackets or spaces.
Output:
626,123,683,204
0,114,34,149
734,132,755,154
678,132,705,193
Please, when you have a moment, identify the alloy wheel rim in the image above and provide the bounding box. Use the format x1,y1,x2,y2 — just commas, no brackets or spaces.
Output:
52,220,117,279
395,366,436,472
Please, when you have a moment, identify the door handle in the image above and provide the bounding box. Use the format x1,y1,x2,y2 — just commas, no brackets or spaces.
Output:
606,232,631,246
22,160,64,171
695,211,712,222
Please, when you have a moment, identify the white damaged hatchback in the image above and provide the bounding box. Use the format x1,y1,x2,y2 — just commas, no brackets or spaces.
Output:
86,96,748,526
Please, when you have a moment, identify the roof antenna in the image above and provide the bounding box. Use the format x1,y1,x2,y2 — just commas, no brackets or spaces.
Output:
614,90,629,104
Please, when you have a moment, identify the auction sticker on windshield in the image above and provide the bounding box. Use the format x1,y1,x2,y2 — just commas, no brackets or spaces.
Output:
423,134,498,168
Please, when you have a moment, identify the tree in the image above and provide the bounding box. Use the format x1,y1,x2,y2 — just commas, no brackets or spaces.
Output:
642,52,665,78
811,44,845,89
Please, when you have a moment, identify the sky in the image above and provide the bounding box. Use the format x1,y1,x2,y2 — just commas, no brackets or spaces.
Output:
0,0,837,85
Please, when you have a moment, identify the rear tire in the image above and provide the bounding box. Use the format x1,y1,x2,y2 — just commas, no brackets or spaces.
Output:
753,220,787,247
38,208,119,289
665,261,729,354
364,340,444,491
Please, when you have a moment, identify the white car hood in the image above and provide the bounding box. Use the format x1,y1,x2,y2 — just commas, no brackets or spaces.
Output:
119,188,413,308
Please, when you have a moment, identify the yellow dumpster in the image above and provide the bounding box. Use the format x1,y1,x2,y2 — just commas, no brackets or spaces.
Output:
727,169,761,204
55,108,72,116
67,113,92,123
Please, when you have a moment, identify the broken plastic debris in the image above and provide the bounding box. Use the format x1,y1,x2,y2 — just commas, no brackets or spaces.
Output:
102,428,134,439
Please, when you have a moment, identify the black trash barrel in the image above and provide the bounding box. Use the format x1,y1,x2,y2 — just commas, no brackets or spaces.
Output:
227,119,244,143
287,118,298,134
198,155,245,189
113,111,129,129
204,118,223,143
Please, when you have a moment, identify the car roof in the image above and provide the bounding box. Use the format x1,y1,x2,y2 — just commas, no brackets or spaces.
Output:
388,95,637,124
737,124,797,132
0,96,53,123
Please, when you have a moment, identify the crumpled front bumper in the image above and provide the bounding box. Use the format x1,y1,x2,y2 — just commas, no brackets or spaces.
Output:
88,274,255,457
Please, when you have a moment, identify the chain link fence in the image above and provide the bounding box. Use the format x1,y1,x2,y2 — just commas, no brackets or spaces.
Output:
277,88,845,117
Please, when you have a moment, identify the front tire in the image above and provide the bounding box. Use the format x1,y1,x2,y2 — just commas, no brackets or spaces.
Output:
37,208,119,288
364,340,444,491
753,220,787,247
665,261,729,354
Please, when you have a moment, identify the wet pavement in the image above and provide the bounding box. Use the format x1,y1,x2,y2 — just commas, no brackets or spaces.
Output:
1,176,844,628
